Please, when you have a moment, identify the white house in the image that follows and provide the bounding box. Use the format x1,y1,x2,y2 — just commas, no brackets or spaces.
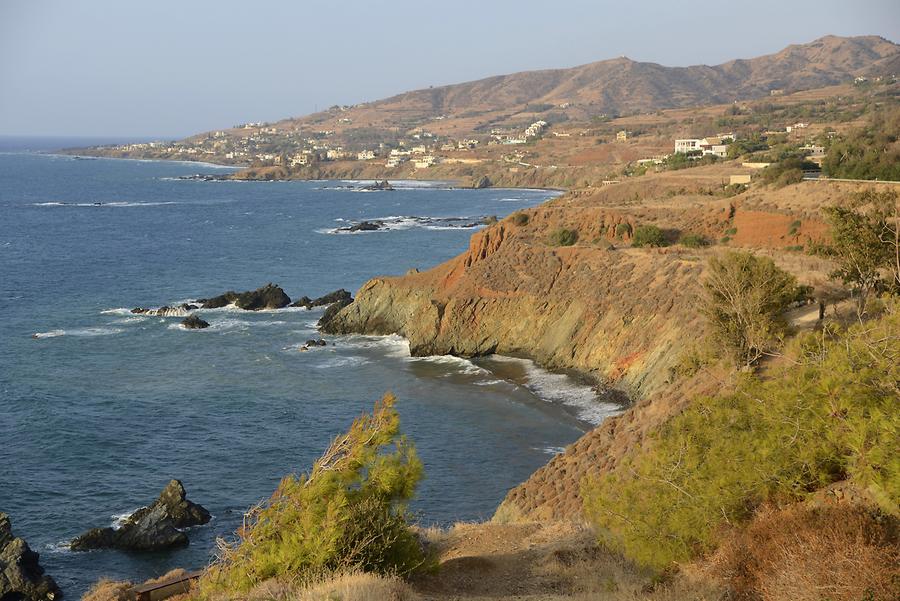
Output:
414,155,438,169
674,139,703,154
357,150,376,161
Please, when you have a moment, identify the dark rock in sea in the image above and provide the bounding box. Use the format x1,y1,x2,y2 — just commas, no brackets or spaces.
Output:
318,298,353,331
473,175,493,189
361,180,394,191
131,303,198,317
198,291,239,309
181,315,210,329
341,220,383,232
235,283,291,310
291,296,313,308
304,339,327,347
199,284,291,311
71,480,210,552
177,174,228,182
0,513,61,601
290,289,352,309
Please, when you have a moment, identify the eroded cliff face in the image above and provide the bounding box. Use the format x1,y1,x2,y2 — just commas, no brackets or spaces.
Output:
323,171,844,521
326,221,709,399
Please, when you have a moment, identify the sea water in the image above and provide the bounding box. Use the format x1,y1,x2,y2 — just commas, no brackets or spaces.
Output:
0,148,620,595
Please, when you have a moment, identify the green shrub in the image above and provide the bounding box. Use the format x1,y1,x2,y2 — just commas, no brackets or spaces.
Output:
720,236,731,244
201,394,425,594
631,225,667,247
511,212,529,226
822,189,899,308
823,107,900,181
615,223,632,238
583,305,900,572
760,157,816,187
702,251,801,366
549,228,578,246
725,227,737,236
679,233,709,248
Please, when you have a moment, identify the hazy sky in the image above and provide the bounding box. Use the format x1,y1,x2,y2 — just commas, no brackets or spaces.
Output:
1,0,898,138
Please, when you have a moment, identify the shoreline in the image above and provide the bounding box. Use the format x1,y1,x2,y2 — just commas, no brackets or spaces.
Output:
55,148,572,193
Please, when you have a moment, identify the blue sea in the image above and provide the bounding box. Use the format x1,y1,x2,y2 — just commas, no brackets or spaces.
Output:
0,145,619,596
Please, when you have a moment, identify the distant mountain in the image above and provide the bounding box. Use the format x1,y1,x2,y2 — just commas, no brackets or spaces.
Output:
263,35,896,135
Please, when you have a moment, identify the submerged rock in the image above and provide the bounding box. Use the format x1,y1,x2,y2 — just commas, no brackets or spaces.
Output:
71,480,210,552
131,303,198,317
0,513,61,601
181,315,210,329
290,289,352,309
199,284,291,311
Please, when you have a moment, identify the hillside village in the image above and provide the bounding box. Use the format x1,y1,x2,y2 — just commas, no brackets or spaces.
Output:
72,83,896,192
68,35,899,189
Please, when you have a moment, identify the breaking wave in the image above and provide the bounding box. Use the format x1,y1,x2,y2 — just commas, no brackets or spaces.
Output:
319,215,490,234
485,355,622,425
32,327,124,339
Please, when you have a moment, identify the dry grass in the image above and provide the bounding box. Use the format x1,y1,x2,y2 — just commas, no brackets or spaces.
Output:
244,571,415,601
81,578,133,601
412,520,725,601
710,504,900,601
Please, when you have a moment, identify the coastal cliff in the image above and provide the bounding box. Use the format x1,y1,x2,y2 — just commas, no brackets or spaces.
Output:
323,167,847,521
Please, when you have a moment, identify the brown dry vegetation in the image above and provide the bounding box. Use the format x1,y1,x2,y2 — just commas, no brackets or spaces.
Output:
710,504,899,601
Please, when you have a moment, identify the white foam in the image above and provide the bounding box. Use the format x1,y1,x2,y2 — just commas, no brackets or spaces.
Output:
110,508,142,529
533,446,567,455
486,355,622,425
100,307,134,316
32,200,179,208
338,334,411,358
312,355,370,369
320,215,487,235
110,316,147,325
407,353,491,376
44,541,72,554
32,327,123,338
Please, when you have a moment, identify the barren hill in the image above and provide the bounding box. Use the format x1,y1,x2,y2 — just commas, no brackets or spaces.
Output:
277,35,898,137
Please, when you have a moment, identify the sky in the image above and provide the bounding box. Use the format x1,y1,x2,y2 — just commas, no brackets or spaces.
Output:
1,0,898,138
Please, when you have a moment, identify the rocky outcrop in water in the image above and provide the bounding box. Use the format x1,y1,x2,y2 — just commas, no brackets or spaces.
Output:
0,513,61,601
71,480,210,552
361,180,394,191
131,303,198,317
197,291,238,309
181,315,209,329
199,284,291,310
290,289,352,309
339,221,383,233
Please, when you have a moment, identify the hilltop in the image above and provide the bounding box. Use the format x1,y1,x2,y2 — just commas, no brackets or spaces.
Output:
67,34,899,183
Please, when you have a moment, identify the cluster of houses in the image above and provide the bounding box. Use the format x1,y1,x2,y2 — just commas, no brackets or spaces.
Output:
674,133,735,158
489,120,548,145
